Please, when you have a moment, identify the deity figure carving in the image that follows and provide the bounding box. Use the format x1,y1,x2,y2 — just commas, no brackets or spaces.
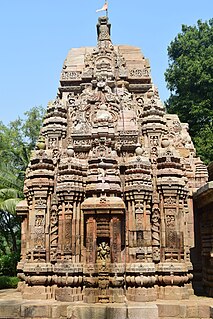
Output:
97,242,110,268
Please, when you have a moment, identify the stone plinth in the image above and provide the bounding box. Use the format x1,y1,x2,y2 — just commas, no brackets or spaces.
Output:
0,289,213,319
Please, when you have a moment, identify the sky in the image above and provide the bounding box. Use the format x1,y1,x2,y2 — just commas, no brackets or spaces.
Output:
0,0,212,124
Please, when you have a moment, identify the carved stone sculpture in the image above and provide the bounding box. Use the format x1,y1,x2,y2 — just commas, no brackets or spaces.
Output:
17,16,208,303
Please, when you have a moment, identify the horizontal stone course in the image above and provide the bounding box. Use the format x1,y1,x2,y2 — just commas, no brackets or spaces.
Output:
20,305,52,318
0,292,212,319
0,303,21,318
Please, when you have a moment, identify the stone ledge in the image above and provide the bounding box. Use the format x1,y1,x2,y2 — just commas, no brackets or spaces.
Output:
193,181,213,207
0,290,212,319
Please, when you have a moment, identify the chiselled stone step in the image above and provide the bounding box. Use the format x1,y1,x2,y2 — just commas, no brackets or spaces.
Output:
0,290,212,319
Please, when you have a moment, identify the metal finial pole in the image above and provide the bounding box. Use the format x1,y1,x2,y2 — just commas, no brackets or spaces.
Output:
106,0,108,17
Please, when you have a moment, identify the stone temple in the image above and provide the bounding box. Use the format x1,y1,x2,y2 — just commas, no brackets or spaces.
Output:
17,16,209,305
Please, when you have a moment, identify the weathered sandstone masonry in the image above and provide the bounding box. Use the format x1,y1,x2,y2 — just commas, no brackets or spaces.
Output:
16,16,208,303
193,162,213,297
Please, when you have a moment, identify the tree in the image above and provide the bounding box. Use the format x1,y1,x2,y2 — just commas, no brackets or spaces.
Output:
0,106,45,275
165,19,213,164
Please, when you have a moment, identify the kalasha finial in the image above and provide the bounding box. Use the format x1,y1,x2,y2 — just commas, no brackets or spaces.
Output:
96,15,111,42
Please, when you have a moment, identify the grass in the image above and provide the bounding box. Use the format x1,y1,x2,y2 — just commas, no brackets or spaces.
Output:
0,276,19,289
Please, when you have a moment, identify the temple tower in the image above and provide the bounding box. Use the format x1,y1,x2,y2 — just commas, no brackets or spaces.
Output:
17,16,208,302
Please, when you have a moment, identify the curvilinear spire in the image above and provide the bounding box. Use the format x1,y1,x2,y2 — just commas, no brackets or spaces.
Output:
17,16,208,304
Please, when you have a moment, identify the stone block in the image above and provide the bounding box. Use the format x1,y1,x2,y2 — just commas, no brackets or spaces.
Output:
106,305,127,319
158,305,187,319
131,288,156,302
0,303,21,318
210,306,213,319
158,286,189,300
66,304,158,319
198,305,211,318
22,293,50,300
179,305,187,318
55,288,82,302
186,305,199,318
159,318,197,319
67,304,107,319
52,304,69,318
21,304,52,318
128,304,158,319
126,287,157,302
158,304,181,318
22,286,51,300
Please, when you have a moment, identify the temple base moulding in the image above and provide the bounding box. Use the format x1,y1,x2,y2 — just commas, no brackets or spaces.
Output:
0,289,212,319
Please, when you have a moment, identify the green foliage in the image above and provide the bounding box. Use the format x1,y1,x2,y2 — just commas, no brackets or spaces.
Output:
0,106,46,179
0,253,20,277
0,106,45,276
22,105,46,151
0,276,19,289
194,123,213,165
165,19,213,164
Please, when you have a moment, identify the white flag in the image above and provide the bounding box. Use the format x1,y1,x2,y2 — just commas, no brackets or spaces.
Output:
96,3,108,12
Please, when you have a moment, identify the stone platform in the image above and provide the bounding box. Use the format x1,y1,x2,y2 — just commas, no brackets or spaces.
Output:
0,290,212,319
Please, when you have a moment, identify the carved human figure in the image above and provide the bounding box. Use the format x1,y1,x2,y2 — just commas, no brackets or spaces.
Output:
35,215,44,227
166,214,175,228
97,242,110,268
